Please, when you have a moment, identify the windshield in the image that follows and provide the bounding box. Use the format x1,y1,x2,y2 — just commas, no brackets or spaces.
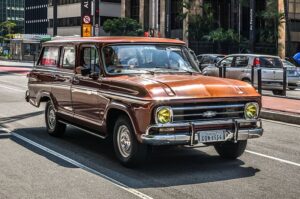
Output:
103,44,199,74
282,60,296,68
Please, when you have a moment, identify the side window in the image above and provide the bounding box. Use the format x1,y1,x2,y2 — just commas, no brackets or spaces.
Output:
202,56,210,64
81,47,100,73
233,56,248,67
62,47,75,70
40,46,59,67
219,57,233,67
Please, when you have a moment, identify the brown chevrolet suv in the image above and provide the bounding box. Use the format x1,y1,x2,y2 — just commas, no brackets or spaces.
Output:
26,37,263,166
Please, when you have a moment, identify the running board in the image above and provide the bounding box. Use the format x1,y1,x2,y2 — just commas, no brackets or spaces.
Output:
59,120,106,139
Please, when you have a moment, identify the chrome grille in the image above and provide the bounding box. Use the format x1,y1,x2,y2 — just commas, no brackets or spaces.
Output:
171,103,245,122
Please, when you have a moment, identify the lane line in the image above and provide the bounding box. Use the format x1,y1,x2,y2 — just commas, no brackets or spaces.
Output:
246,150,300,167
10,132,153,199
262,119,300,128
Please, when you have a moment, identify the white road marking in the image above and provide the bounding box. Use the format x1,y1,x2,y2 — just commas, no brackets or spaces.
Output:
262,119,300,128
0,84,25,92
10,132,153,199
246,150,300,167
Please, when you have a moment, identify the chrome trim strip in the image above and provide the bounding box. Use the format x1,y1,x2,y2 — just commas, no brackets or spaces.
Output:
173,111,244,118
59,120,106,139
171,104,245,111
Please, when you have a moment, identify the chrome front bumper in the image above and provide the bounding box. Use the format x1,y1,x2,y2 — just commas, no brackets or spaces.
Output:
141,119,263,146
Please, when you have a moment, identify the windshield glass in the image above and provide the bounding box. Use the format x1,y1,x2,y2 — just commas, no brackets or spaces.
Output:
282,60,296,68
103,44,199,74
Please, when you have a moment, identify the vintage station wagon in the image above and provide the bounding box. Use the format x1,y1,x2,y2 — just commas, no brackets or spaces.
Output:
26,37,263,166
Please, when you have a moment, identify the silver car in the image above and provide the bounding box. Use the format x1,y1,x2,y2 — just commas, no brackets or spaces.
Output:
203,54,285,95
282,59,300,90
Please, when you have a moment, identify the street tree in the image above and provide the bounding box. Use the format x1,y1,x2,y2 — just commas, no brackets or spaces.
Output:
103,18,143,36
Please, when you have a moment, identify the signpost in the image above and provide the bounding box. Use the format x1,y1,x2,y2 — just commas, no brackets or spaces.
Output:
81,0,92,37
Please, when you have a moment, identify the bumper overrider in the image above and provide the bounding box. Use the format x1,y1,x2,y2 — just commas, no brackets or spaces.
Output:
141,119,263,146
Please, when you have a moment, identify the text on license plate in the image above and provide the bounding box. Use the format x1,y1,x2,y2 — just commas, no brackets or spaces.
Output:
198,130,225,143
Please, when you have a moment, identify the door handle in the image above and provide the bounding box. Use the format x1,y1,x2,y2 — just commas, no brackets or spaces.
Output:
72,76,80,85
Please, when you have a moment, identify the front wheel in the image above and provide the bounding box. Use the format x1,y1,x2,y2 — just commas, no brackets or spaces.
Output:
214,140,247,159
113,116,149,167
45,101,66,137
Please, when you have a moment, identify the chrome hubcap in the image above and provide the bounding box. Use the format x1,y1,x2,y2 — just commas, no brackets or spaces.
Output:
47,105,56,130
117,125,132,158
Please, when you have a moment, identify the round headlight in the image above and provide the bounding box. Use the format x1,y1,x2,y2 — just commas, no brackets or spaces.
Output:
156,107,173,124
244,102,259,119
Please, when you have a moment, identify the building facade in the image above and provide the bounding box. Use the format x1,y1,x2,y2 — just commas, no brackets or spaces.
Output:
0,0,25,34
288,0,300,54
47,0,121,36
25,0,48,34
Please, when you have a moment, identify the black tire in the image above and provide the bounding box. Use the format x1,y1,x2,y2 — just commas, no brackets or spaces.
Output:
272,90,285,96
113,115,149,167
214,140,247,159
289,87,296,91
242,78,251,84
45,101,66,137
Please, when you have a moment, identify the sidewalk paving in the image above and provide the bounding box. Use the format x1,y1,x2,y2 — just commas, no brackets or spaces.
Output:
261,96,300,125
0,60,34,68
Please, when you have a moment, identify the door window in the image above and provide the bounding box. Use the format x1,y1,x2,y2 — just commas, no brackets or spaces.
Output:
219,57,233,67
233,56,248,67
40,47,60,67
259,57,282,68
81,47,100,73
62,47,75,69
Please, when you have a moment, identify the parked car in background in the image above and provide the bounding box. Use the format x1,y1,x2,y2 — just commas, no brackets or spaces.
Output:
197,54,225,71
26,37,263,167
282,59,300,90
202,54,286,95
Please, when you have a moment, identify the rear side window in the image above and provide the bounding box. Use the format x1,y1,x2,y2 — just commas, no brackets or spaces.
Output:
233,56,248,67
260,57,282,68
81,47,100,73
40,47,60,67
62,47,75,69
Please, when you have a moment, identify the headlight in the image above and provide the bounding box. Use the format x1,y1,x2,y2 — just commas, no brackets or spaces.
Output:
156,106,173,124
244,102,259,119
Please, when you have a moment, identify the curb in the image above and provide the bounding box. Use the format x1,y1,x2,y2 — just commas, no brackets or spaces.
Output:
261,109,300,125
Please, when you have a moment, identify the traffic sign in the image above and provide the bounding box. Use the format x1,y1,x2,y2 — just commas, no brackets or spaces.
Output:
83,15,91,24
82,24,92,37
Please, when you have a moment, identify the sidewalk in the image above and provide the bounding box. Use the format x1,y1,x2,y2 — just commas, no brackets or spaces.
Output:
261,96,300,125
0,60,34,68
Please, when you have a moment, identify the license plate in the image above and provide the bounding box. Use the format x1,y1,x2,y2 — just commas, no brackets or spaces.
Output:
198,130,225,143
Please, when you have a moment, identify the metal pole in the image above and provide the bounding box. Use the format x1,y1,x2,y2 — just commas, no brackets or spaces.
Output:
283,67,287,96
165,0,171,38
219,66,223,78
222,66,226,78
92,0,96,36
251,65,255,86
257,68,262,94
53,0,57,36
249,0,256,53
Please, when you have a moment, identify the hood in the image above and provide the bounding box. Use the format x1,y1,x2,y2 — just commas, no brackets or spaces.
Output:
107,74,260,100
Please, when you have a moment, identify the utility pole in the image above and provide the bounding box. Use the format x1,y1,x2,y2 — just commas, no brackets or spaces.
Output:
53,0,57,36
165,0,171,38
249,0,256,53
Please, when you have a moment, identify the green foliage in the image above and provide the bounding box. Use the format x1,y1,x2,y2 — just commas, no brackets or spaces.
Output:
103,17,143,36
204,28,240,43
180,1,216,41
0,21,16,39
257,0,285,44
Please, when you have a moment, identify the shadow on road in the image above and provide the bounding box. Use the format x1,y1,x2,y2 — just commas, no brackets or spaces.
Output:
0,111,44,124
8,126,260,189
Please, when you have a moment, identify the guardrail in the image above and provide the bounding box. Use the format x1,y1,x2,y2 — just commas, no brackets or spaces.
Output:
218,66,299,99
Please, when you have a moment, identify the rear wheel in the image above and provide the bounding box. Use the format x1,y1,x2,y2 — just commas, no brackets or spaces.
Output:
272,90,285,96
289,87,296,90
214,140,247,159
113,116,149,167
45,101,66,137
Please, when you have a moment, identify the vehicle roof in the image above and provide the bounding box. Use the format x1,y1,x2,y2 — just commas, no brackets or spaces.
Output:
227,54,280,58
45,36,186,45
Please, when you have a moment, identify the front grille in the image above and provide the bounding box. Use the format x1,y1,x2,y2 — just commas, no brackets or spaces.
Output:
171,102,245,122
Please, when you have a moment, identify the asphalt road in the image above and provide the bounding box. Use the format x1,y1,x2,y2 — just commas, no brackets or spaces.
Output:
0,72,299,199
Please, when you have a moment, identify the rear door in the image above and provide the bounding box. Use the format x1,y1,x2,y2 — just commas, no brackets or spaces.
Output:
260,57,283,83
51,45,75,120
229,56,250,80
